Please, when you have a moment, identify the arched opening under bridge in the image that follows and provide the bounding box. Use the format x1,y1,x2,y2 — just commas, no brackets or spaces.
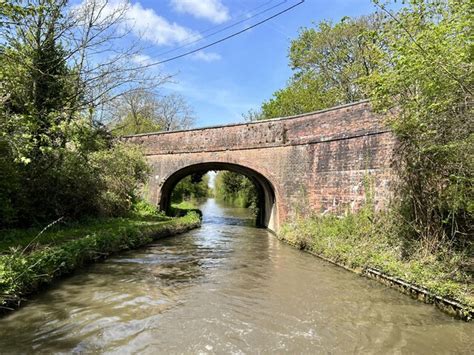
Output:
159,162,277,230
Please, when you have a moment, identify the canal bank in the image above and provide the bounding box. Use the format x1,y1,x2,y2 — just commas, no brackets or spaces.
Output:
0,211,201,313
278,212,473,322
0,198,472,353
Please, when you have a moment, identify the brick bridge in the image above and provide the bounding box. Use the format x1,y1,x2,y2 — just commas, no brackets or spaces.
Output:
124,101,396,232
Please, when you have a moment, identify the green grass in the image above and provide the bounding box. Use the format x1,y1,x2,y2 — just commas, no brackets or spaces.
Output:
172,200,197,210
169,200,203,218
0,216,172,252
280,208,473,308
0,212,201,310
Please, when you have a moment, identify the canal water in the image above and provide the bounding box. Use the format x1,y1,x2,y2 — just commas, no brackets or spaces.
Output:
0,199,472,353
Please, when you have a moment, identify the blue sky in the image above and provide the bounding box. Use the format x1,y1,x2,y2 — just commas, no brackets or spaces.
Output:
98,0,383,127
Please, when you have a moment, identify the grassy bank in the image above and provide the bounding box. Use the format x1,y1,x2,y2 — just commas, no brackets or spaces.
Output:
0,212,201,311
169,200,203,218
280,208,473,311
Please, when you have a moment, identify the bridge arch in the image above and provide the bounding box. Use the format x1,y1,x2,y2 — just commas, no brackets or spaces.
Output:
159,162,278,231
125,101,396,233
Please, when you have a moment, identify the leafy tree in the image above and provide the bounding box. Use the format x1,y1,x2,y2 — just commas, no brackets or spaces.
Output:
1,0,77,160
0,0,35,29
366,0,473,248
214,171,257,211
109,91,195,136
171,174,210,203
109,90,163,136
259,15,381,118
288,15,381,102
261,72,333,118
0,0,161,227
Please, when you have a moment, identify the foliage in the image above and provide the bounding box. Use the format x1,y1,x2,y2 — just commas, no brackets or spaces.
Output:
0,141,22,225
169,201,203,218
110,103,163,136
214,171,258,213
365,0,473,248
0,1,35,28
0,1,158,228
109,91,195,136
90,143,150,217
171,201,197,210
171,174,210,204
261,73,333,118
0,212,201,310
259,15,381,118
131,200,164,218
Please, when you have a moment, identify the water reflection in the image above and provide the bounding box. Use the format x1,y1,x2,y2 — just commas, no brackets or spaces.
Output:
0,198,472,353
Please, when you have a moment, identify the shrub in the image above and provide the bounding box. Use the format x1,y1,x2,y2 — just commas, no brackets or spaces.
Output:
90,142,150,217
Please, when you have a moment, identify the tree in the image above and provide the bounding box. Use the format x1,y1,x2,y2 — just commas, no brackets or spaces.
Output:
366,0,473,247
109,91,196,135
66,0,171,117
261,72,333,118
0,0,163,227
258,15,382,119
289,15,381,102
1,0,77,155
2,0,170,122
108,90,163,136
154,94,195,131
171,174,210,203
214,171,257,211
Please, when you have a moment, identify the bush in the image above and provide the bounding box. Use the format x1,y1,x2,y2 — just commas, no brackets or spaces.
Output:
0,141,22,225
0,139,150,228
90,142,150,217
132,200,165,218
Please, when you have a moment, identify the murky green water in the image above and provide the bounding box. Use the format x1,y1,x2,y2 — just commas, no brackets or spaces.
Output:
0,199,472,353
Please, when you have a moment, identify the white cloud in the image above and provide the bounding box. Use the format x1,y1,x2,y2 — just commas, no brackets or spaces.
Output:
130,54,155,66
75,0,199,46
170,0,230,24
191,51,221,62
126,1,200,45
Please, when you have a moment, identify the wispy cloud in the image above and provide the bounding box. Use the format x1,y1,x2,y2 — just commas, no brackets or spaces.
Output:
126,1,199,45
191,51,222,62
76,0,200,46
130,54,154,65
170,0,230,24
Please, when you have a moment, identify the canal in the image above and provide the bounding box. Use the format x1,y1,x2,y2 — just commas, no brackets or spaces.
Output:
0,199,472,353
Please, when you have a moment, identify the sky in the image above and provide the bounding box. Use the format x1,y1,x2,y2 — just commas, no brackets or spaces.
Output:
90,0,384,127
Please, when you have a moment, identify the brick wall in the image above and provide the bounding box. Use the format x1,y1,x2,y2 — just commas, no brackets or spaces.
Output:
124,101,397,232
